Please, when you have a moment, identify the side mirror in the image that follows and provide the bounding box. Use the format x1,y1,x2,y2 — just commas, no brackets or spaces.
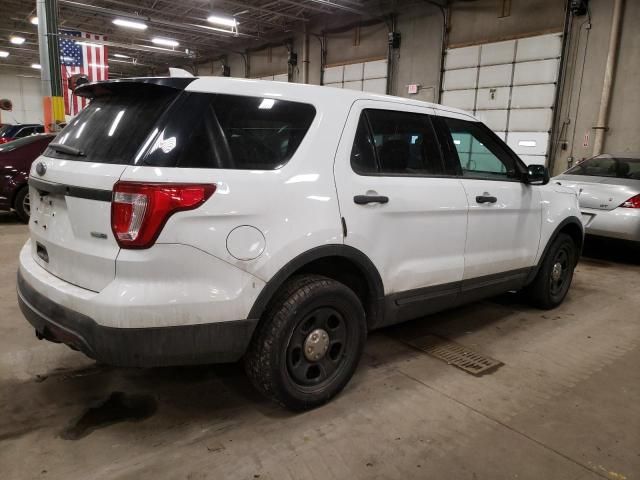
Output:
525,164,549,185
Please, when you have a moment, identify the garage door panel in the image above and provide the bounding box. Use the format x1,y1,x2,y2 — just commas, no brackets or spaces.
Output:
495,131,506,141
518,154,547,166
516,33,562,62
363,60,387,79
343,80,363,91
507,132,549,156
363,78,387,94
475,110,508,131
344,63,364,82
445,45,480,69
511,84,556,108
478,64,513,88
324,65,344,84
443,67,477,91
513,59,559,85
480,40,515,65
509,109,553,132
441,90,476,111
476,87,510,109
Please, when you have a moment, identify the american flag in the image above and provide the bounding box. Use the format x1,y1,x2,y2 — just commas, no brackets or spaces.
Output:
59,31,108,116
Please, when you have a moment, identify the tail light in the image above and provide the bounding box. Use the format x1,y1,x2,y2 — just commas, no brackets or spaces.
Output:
111,182,216,249
620,194,640,209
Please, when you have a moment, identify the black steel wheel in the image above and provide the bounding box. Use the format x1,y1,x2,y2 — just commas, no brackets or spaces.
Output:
525,233,577,309
245,274,366,410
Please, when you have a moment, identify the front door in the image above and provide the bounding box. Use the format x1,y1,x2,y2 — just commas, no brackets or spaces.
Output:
433,112,542,282
333,101,469,323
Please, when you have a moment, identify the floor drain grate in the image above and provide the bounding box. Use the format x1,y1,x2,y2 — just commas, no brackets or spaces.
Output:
403,335,503,376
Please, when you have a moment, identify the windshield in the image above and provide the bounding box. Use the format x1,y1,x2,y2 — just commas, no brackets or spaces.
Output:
566,156,640,179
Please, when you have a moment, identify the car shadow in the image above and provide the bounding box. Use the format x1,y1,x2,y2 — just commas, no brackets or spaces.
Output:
581,235,640,265
0,211,22,224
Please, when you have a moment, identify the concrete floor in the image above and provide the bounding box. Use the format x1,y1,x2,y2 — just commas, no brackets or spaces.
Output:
1,212,639,480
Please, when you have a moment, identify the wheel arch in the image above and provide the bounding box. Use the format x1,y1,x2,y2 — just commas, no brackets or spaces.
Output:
527,216,584,284
248,245,385,330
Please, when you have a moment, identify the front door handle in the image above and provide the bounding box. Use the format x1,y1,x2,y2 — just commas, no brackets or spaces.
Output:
354,195,389,205
476,195,497,204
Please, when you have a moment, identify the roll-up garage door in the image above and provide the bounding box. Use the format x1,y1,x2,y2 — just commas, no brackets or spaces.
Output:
256,73,289,82
322,58,388,94
441,33,562,165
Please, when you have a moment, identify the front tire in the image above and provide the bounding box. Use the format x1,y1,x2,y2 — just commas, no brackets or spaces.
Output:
14,186,30,223
245,274,366,411
525,233,578,309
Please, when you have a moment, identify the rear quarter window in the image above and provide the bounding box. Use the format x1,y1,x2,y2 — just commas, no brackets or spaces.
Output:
138,93,316,170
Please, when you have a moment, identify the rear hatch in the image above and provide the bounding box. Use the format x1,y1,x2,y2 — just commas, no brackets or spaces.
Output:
28,79,191,291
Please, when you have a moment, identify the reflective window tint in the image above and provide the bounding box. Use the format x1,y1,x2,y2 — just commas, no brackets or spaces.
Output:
139,93,316,170
350,109,444,176
350,114,377,174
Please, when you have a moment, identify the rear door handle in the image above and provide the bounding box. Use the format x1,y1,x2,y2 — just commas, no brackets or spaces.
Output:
354,195,389,205
476,195,497,204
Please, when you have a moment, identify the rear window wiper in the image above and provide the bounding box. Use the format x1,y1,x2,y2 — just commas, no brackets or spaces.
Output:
48,143,85,157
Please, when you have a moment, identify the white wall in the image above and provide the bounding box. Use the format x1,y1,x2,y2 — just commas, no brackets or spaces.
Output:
0,72,43,124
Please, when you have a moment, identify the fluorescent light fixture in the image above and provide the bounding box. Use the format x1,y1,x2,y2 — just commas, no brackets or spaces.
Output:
31,63,41,69
113,18,148,30
0,51,9,58
30,17,38,25
152,37,179,47
518,140,537,147
207,15,237,27
258,98,275,109
10,36,26,45
75,41,102,48
113,53,130,59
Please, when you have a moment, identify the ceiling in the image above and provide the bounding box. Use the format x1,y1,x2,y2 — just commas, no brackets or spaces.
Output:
0,0,403,77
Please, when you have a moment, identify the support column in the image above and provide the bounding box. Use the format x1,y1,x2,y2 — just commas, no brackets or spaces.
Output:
37,0,65,132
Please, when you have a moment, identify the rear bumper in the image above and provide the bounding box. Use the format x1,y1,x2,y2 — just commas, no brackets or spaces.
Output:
582,207,640,242
17,270,258,367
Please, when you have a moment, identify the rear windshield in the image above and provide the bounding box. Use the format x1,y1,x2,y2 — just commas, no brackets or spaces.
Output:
566,156,640,179
44,87,179,164
45,89,316,170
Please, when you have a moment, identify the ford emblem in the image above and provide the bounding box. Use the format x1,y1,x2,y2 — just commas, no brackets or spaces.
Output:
36,162,47,176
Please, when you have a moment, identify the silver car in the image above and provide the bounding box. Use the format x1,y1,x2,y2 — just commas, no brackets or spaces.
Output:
553,154,640,243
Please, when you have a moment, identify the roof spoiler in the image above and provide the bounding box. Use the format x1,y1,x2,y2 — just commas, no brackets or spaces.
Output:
75,77,196,99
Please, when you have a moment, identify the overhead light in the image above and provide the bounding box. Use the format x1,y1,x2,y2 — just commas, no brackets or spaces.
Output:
0,51,9,58
518,140,537,147
31,63,41,69
113,18,148,30
113,53,130,59
152,37,179,47
207,15,237,28
10,36,26,45
30,17,38,25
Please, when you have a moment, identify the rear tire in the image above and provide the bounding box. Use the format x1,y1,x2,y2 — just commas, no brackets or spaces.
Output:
525,233,577,309
14,186,30,223
245,274,366,411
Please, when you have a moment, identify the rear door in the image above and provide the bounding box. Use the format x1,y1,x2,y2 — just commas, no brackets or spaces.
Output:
334,101,468,320
433,112,542,280
28,82,184,292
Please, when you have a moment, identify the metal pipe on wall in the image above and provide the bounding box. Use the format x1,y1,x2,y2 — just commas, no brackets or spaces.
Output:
37,0,65,131
302,24,310,84
592,0,624,156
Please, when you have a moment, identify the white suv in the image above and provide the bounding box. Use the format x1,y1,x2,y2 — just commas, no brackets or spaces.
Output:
17,77,583,410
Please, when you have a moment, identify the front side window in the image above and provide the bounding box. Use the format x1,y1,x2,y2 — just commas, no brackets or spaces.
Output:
350,109,444,176
439,117,520,180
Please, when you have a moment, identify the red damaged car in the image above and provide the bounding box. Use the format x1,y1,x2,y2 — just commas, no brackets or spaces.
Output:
0,134,55,222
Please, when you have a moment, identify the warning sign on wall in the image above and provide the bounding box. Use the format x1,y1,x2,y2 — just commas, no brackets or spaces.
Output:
583,131,589,148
